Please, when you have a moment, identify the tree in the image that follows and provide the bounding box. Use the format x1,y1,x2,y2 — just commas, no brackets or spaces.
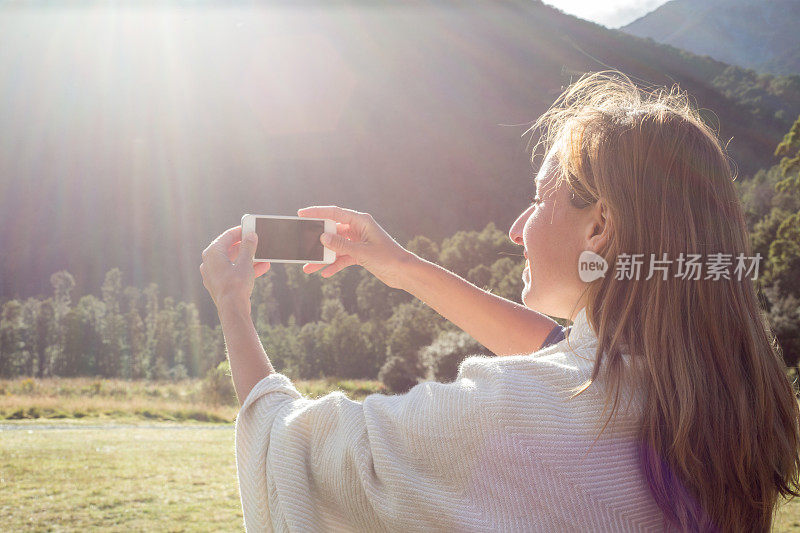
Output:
320,300,375,379
258,321,302,378
143,283,159,377
751,207,793,272
175,301,202,378
252,275,280,331
488,257,525,303
50,270,75,323
406,235,440,263
358,318,389,380
295,320,327,379
55,308,83,376
420,330,487,383
0,300,25,377
126,306,147,379
321,283,342,309
765,114,800,297
321,298,346,323
775,114,800,194
57,295,104,376
385,300,446,360
768,213,800,296
150,297,177,380
34,298,57,377
355,275,411,321
439,222,518,278
764,286,800,367
333,266,364,316
20,298,40,376
466,264,492,290
123,286,142,315
199,323,226,378
99,268,125,377
379,355,427,394
734,165,796,231
317,267,363,316
377,300,447,393
284,266,323,325
744,114,800,368
50,270,76,374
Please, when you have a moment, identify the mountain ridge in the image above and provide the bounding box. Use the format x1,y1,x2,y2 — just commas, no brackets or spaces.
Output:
622,0,800,76
0,0,797,323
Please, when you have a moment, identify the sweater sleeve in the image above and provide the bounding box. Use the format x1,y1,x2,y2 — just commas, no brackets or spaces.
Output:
234,359,503,532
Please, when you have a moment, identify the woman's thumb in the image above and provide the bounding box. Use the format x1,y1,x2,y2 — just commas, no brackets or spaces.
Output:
321,232,352,254
238,233,258,264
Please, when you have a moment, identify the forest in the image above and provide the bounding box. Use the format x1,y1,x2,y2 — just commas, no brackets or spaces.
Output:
2,114,799,394
0,218,522,394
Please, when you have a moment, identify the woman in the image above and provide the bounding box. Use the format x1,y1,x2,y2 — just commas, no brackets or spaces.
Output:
200,70,800,531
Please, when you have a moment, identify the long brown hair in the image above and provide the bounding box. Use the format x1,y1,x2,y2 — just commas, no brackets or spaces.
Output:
523,70,800,531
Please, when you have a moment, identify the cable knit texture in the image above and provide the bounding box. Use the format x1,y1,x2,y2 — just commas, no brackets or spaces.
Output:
234,307,668,531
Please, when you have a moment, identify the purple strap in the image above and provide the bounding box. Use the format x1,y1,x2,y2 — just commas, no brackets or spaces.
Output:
538,324,570,351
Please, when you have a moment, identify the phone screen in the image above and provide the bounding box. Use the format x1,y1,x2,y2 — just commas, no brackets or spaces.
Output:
255,217,325,261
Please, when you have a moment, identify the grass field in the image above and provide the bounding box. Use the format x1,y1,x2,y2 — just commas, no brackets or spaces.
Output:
3,422,800,531
0,420,800,531
1,423,241,531
0,376,385,531
0,376,385,423
2,378,800,530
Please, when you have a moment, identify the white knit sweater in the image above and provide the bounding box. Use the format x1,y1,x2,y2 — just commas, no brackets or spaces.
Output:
234,307,668,532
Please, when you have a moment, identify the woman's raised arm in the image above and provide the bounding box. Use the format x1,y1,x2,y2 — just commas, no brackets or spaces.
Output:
397,254,560,356
298,206,559,356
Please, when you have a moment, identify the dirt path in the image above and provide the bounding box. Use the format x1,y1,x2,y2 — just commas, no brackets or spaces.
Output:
0,422,232,431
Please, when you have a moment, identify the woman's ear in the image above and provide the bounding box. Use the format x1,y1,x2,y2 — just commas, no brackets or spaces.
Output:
585,199,610,254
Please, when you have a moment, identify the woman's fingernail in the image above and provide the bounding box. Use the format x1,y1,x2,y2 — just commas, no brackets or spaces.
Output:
321,233,332,245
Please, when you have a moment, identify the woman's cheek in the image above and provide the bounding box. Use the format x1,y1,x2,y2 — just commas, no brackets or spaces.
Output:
529,221,565,280
524,227,548,275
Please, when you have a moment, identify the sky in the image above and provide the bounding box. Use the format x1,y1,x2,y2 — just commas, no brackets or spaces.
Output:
542,0,672,28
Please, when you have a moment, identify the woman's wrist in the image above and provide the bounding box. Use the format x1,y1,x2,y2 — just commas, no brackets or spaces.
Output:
395,250,424,292
218,295,252,321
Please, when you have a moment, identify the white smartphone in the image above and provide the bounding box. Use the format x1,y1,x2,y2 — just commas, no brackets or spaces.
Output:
241,214,336,264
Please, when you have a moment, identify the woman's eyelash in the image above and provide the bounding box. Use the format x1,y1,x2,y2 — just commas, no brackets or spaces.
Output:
528,194,540,205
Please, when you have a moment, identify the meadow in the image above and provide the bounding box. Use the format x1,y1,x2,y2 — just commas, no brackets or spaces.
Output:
2,378,800,531
0,376,385,423
0,376,384,531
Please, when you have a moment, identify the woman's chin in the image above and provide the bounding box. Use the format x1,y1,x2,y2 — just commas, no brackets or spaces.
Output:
521,285,534,307
522,285,548,314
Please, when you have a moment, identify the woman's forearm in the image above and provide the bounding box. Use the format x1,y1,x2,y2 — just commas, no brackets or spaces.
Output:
218,298,275,407
397,255,558,356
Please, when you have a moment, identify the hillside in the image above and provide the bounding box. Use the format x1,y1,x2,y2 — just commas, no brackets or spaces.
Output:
621,0,800,76
1,0,798,323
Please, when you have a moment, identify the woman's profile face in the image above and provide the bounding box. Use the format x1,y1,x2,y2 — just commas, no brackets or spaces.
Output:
508,146,594,319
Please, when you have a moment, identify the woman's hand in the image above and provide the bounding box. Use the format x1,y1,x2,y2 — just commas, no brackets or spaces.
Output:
297,206,415,290
200,225,271,313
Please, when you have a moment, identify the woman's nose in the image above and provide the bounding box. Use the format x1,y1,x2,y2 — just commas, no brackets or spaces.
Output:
508,212,525,245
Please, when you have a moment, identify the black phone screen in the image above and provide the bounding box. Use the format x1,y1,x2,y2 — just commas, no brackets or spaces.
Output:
254,218,325,261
